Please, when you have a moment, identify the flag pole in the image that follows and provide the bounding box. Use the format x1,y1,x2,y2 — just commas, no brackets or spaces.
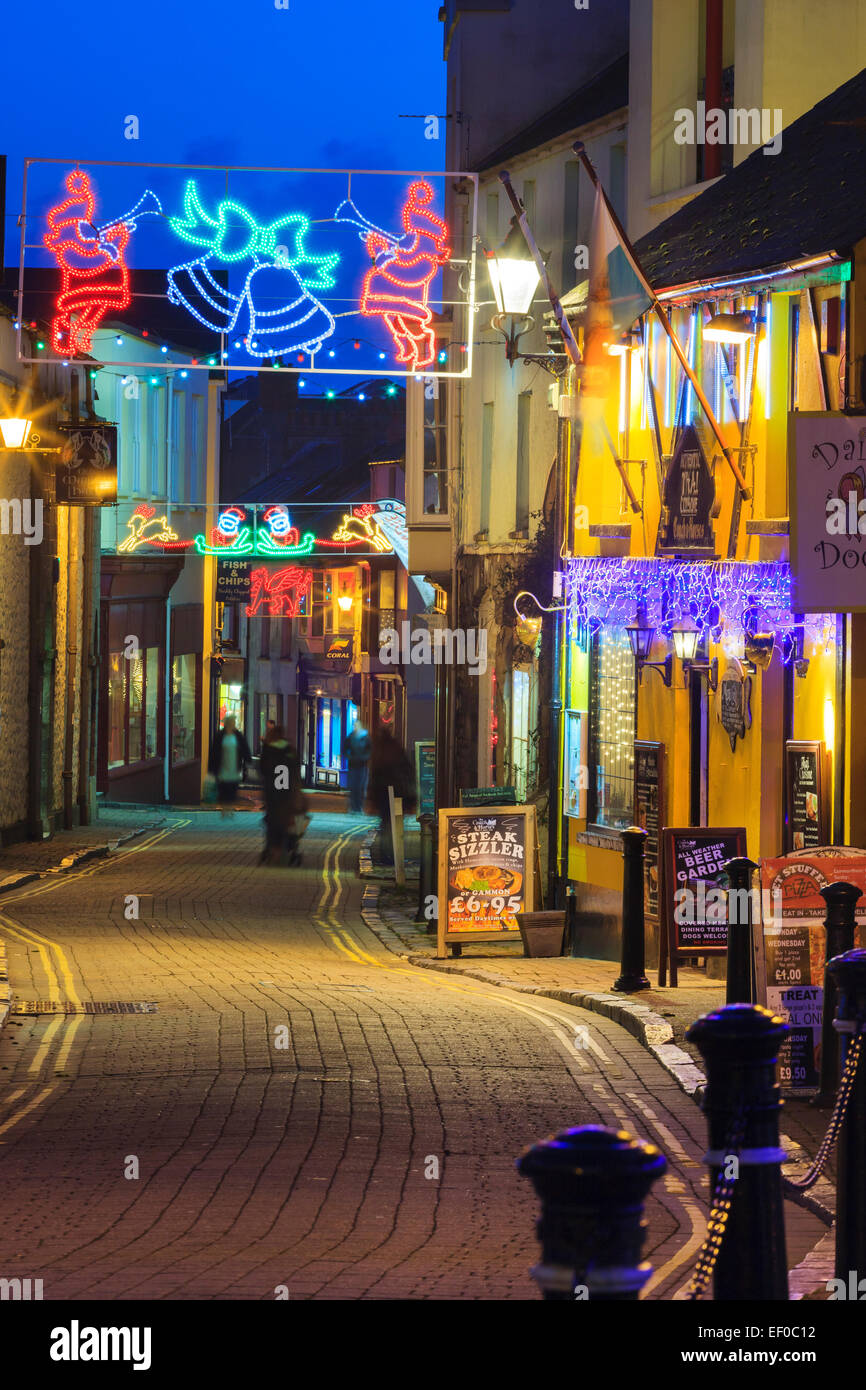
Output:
498,169,642,514
572,141,751,500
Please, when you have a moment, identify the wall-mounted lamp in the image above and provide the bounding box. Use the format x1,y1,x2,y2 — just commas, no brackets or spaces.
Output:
626,608,672,686
671,618,718,690
487,218,567,375
337,591,354,614
0,416,33,450
607,329,642,356
513,588,564,647
704,311,756,344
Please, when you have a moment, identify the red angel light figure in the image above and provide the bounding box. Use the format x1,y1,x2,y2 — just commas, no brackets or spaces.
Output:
360,181,450,371
44,170,132,357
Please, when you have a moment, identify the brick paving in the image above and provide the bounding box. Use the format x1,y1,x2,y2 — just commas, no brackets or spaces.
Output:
0,812,826,1300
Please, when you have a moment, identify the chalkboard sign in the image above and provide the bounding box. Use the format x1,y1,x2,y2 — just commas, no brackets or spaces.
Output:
785,741,827,852
634,741,665,921
415,741,436,816
659,825,748,985
459,786,517,807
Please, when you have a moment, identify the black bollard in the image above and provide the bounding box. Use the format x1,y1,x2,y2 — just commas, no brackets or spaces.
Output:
814,883,862,1107
414,812,436,928
613,826,650,992
826,949,866,1286
720,856,759,1005
516,1125,667,1300
687,1004,790,1300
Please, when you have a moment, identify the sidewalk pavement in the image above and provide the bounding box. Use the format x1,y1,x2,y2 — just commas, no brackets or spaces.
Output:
359,864,838,1233
0,806,164,1029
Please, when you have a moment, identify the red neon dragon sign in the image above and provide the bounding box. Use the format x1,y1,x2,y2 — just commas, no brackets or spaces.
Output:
246,566,314,618
44,170,133,357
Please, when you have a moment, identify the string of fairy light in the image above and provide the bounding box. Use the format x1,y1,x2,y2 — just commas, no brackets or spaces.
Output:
566,557,835,663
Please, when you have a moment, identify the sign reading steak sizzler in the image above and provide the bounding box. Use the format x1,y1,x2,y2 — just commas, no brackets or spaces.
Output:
436,805,537,957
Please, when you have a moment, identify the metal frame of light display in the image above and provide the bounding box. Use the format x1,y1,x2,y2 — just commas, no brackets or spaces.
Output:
18,160,478,379
114,499,407,558
566,556,835,663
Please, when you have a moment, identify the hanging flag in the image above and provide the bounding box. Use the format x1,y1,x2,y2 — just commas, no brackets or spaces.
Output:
582,185,653,411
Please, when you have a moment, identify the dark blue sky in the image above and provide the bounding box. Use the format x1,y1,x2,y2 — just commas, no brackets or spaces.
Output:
2,0,448,386
2,0,445,181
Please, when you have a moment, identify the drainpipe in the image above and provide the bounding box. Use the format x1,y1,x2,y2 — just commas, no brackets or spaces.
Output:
163,376,174,803
704,0,724,180
62,369,81,827
547,413,565,908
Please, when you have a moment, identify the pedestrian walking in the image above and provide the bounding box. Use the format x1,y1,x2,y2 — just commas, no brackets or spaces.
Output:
366,729,416,864
208,715,252,816
259,724,306,865
342,720,371,814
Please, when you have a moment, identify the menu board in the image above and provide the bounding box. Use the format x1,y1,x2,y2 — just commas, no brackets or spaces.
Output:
415,741,436,816
634,741,665,920
659,826,747,986
759,853,866,1091
785,741,827,852
436,806,536,957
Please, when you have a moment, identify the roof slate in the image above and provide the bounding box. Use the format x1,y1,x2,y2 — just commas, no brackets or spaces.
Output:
633,66,866,290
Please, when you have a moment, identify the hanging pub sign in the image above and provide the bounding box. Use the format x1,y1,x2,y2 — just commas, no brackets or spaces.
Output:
656,424,716,555
716,657,752,752
659,825,748,985
789,412,866,612
437,805,536,957
56,423,117,504
634,741,665,921
784,740,829,852
324,635,354,672
459,786,518,807
759,853,866,1092
215,558,252,603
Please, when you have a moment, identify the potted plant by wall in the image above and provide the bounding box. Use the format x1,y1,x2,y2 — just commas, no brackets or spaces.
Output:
515,910,565,958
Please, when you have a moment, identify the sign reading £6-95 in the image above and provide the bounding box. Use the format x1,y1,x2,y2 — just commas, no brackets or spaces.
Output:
789,413,866,612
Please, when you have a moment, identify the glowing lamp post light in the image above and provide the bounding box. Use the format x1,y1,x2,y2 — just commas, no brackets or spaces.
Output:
704,311,755,345
487,217,543,365
626,607,672,686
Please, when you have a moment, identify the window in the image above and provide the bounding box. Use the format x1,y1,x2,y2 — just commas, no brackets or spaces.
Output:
486,190,499,246
259,613,271,658
588,628,636,829
790,300,801,411
521,180,536,230
379,570,396,635
480,402,493,535
311,572,325,638
609,144,626,223
149,387,164,495
422,379,448,514
561,160,580,293
171,653,197,765
191,396,204,500
515,392,530,533
108,645,161,769
171,393,185,501
511,665,537,803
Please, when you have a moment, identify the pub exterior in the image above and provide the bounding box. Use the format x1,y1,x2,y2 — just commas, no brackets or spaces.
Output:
561,70,866,966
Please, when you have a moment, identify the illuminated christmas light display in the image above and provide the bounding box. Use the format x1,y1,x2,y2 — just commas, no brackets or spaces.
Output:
566,557,833,662
44,171,133,357
358,181,451,371
118,504,194,553
246,565,314,618
167,181,339,359
117,501,404,557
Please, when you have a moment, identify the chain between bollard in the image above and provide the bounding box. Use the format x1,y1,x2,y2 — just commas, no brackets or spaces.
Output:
782,1030,864,1193
685,1104,748,1300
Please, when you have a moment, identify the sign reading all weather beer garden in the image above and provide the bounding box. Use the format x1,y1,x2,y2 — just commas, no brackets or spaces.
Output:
659,825,747,985
436,806,536,958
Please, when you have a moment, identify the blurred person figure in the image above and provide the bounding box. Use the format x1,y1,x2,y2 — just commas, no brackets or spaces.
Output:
366,729,416,864
259,723,305,865
342,720,371,814
208,715,252,817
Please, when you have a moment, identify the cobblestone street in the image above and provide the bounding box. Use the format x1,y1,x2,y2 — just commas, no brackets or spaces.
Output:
0,812,822,1302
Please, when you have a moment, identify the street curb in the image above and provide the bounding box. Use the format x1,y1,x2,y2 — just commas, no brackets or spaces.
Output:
358,878,837,1240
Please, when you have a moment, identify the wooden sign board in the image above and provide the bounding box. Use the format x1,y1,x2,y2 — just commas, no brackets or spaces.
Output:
634,741,665,921
659,825,747,986
437,805,536,958
784,740,829,852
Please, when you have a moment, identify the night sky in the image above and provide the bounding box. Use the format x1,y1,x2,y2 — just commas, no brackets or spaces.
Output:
2,1,448,388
